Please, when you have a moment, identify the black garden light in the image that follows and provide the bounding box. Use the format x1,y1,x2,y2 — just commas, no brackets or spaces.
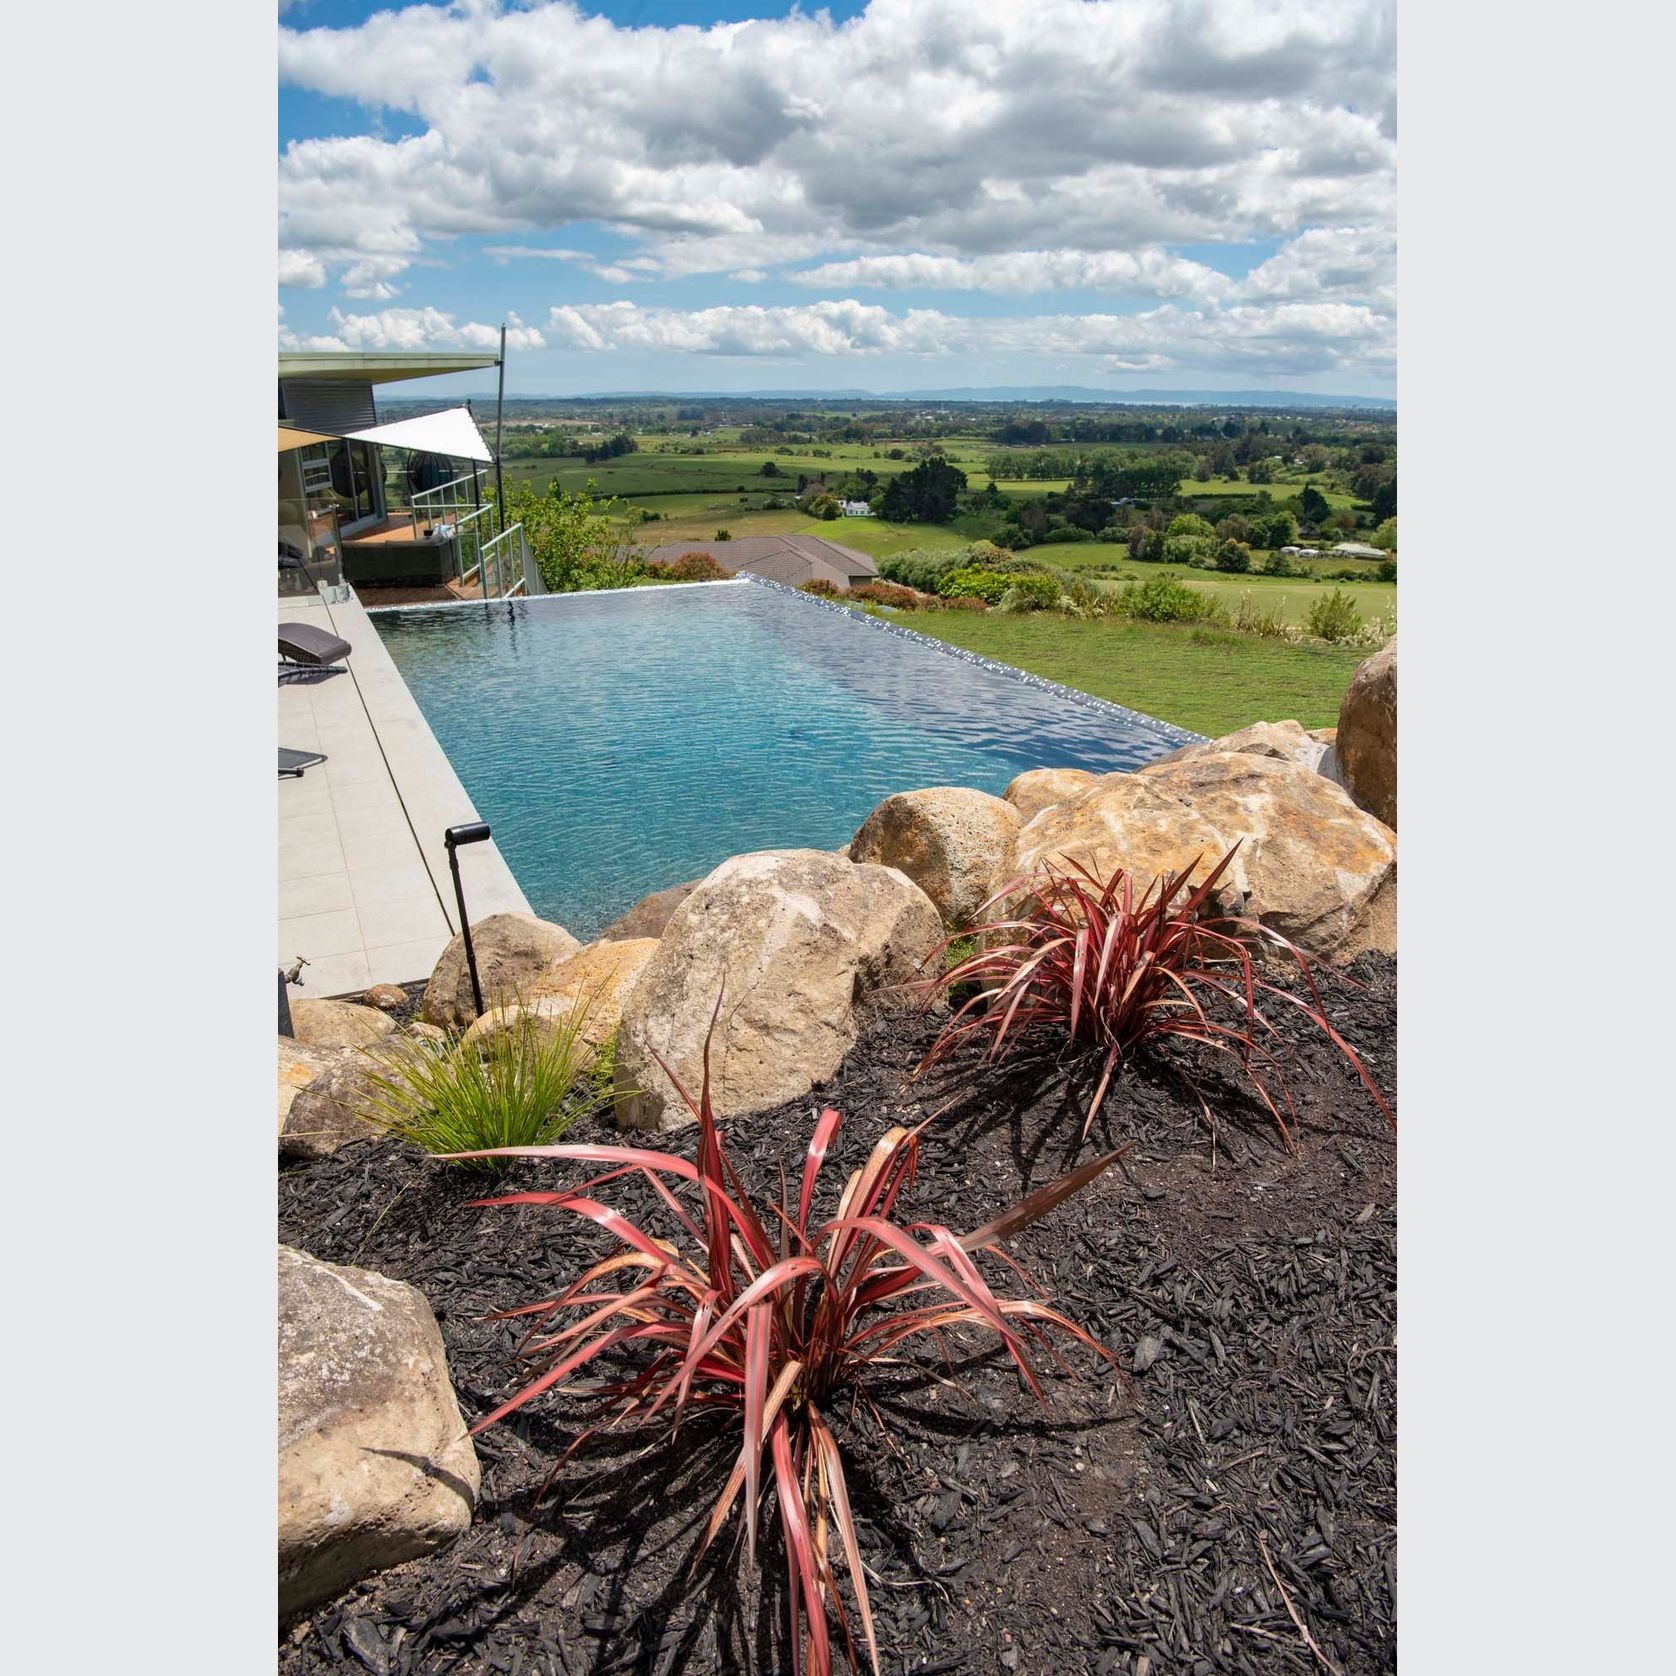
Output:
444,822,493,1019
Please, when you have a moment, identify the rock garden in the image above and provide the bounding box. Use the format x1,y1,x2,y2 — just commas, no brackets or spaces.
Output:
278,641,1397,1675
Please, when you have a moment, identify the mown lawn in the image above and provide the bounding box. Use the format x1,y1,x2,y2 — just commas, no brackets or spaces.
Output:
893,610,1367,736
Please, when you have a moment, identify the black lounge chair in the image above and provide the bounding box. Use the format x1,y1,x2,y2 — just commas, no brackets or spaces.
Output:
279,747,327,778
278,621,353,680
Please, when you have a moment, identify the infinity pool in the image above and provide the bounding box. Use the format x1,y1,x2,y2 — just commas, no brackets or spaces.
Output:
372,581,1196,937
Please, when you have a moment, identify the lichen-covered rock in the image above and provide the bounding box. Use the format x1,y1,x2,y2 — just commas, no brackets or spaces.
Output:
464,937,659,1063
289,997,397,1052
849,786,1022,928
1337,637,1397,828
599,879,702,941
421,912,582,1031
278,1246,479,1620
279,1045,384,1160
1017,754,1395,961
1002,767,1099,826
1153,719,1331,773
616,850,942,1131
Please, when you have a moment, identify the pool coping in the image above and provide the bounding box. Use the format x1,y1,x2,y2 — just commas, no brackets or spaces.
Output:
369,575,1204,747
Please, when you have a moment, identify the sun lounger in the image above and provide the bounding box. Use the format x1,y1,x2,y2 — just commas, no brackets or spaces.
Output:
279,747,327,778
278,622,353,668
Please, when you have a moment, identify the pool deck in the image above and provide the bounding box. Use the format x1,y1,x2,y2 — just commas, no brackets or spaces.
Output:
278,589,530,1000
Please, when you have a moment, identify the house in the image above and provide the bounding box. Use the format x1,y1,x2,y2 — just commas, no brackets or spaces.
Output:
645,534,880,592
839,500,874,517
1332,541,1389,560
278,349,502,592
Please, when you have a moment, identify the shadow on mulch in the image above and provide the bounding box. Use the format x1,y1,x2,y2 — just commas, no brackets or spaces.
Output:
279,954,1395,1676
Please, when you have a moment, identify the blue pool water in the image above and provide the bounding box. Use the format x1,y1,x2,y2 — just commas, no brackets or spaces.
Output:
372,582,1196,937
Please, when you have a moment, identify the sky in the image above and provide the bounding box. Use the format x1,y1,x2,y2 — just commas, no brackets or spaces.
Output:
277,0,1396,397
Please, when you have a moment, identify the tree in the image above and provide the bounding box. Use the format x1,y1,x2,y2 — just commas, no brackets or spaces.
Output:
511,478,624,593
760,459,780,477
809,493,840,520
1214,540,1252,573
1372,516,1397,551
1371,476,1397,520
1297,485,1331,526
879,455,968,522
1214,513,1253,544
1166,512,1215,540
1247,458,1276,484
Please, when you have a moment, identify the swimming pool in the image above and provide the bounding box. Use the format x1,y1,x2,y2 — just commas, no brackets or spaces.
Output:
371,580,1198,937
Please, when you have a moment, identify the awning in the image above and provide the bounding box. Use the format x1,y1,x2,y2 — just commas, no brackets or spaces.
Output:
278,423,339,451
346,406,493,464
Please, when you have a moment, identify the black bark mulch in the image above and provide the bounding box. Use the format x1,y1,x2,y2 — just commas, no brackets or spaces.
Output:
279,954,1395,1676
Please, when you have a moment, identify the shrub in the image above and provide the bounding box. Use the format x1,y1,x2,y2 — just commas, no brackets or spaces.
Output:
809,493,841,520
647,551,729,581
801,578,841,598
1377,559,1397,582
1305,588,1364,643
456,1005,1122,1676
1214,540,1252,574
1166,513,1216,540
1112,573,1228,626
997,572,1063,612
937,566,1041,604
937,594,990,612
917,853,1391,1147
356,1002,610,1169
714,528,732,541
851,580,927,609
1234,590,1292,639
1264,549,1298,578
1163,533,1215,568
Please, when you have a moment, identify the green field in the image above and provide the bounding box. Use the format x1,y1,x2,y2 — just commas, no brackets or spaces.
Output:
891,610,1367,737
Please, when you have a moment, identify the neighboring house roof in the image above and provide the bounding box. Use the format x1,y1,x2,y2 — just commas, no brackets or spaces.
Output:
645,535,880,592
1332,541,1387,558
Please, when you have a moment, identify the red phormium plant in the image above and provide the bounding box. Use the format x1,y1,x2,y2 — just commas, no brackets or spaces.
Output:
450,1004,1123,1676
918,846,1392,1149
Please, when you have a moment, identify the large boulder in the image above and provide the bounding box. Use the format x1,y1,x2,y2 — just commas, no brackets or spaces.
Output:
1337,637,1397,828
599,879,702,941
1017,754,1395,961
421,912,582,1031
616,850,942,1132
289,997,397,1052
1003,767,1099,826
279,1042,385,1160
463,937,659,1063
849,786,1023,928
278,1246,479,1620
1153,719,1331,774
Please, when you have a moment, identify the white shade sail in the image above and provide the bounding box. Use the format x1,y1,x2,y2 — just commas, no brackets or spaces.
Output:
346,406,493,464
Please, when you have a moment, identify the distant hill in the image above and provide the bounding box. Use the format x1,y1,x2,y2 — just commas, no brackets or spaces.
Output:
516,385,1394,410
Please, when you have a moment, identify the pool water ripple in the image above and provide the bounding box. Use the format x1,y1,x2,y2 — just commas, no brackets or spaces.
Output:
372,583,1191,938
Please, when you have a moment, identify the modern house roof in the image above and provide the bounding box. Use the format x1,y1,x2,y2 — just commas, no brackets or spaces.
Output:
278,351,500,386
646,534,880,592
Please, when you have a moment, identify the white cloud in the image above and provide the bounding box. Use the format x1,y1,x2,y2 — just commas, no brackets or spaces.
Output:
279,0,1396,295
542,296,1392,379
285,306,546,352
789,249,1233,302
277,249,325,289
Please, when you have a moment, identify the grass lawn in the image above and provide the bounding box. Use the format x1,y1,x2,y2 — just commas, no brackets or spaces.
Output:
892,609,1367,736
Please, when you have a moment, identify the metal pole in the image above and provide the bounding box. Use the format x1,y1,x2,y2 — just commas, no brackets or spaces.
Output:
447,844,484,1019
494,324,507,537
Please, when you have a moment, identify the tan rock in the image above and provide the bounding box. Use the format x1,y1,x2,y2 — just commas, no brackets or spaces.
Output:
421,912,582,1031
407,1021,449,1046
361,983,409,1012
278,1246,479,1620
464,937,660,1062
599,879,702,941
1152,719,1330,773
1017,754,1396,961
1003,767,1099,825
280,1045,386,1160
290,997,398,1052
1337,637,1397,828
278,1037,335,1137
849,786,1023,928
616,850,942,1132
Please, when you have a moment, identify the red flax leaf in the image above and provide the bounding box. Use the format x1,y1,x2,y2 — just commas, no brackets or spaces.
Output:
914,846,1390,1151
469,987,1119,1676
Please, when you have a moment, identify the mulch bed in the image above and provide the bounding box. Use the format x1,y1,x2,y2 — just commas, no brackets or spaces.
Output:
279,955,1395,1676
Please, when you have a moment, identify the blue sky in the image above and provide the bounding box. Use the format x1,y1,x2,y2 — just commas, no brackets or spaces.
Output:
279,1,1396,396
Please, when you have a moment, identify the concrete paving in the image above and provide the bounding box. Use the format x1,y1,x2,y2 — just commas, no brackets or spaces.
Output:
278,590,529,1000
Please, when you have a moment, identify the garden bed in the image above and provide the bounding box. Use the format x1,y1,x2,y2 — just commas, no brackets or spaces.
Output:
279,955,1395,1676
